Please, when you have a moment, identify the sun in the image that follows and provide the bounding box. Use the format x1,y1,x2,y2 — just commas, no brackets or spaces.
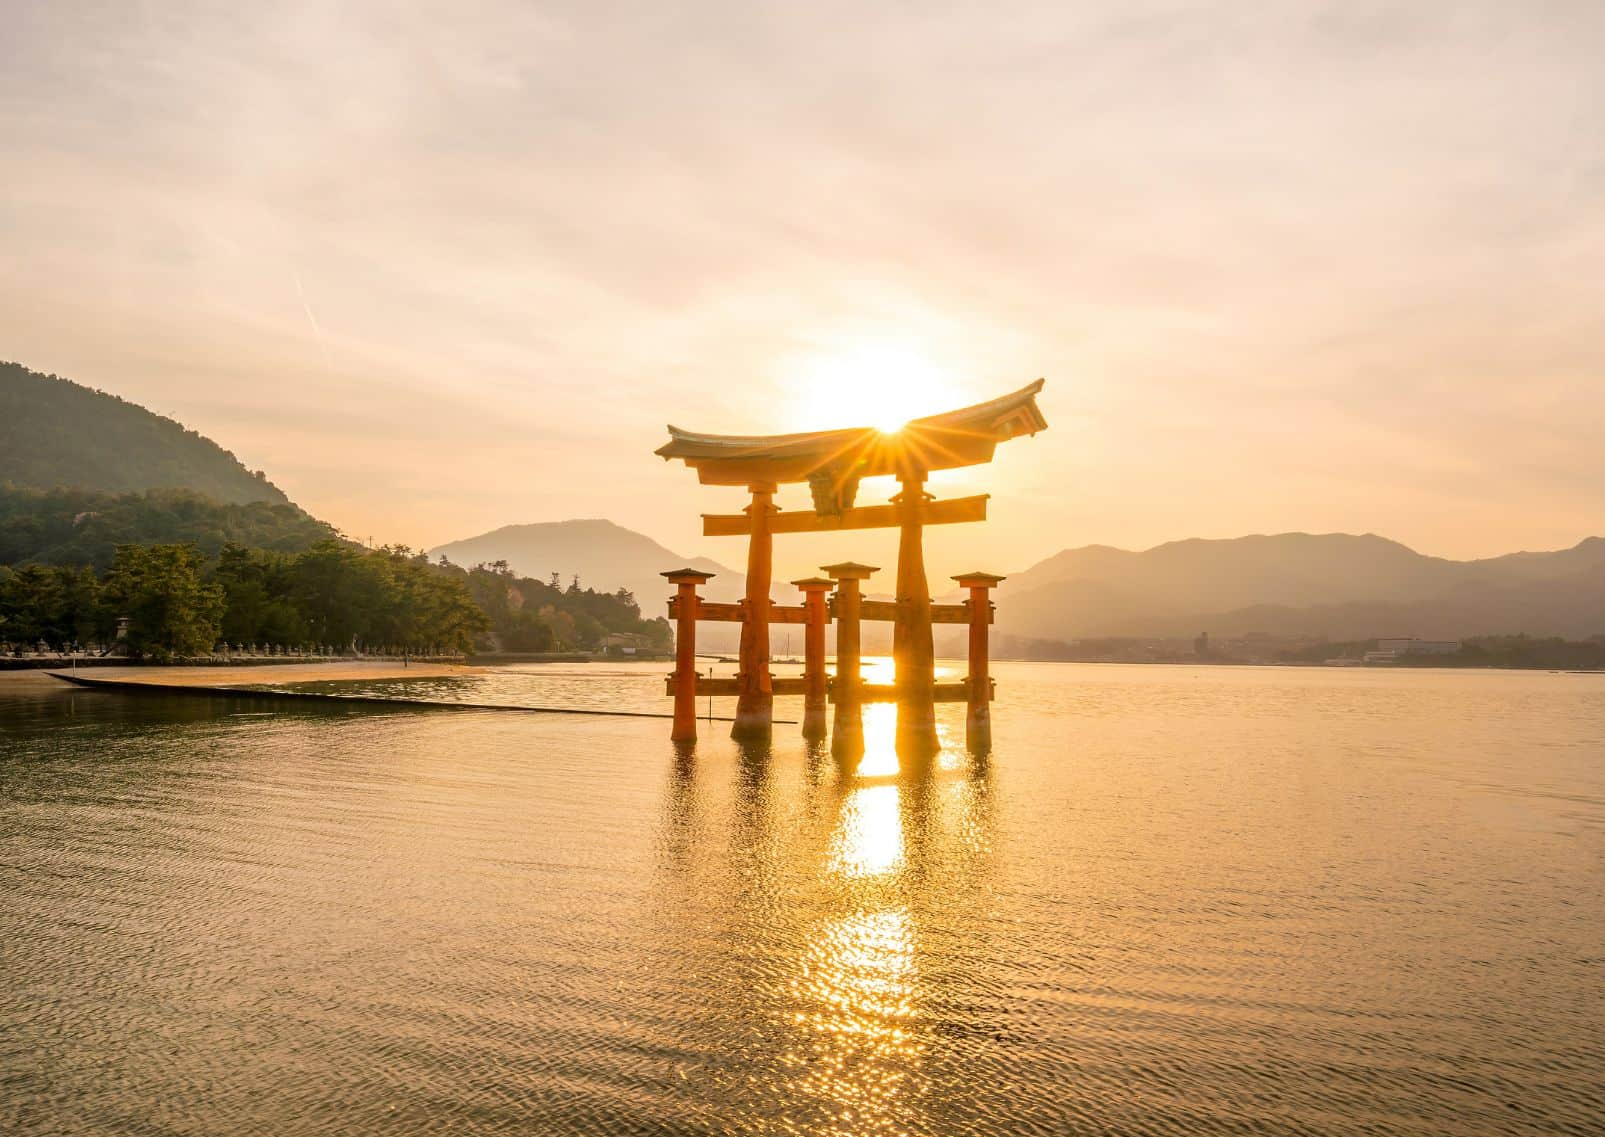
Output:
784,339,960,434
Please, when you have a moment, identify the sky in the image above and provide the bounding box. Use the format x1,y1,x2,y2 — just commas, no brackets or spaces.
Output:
3,1,1603,582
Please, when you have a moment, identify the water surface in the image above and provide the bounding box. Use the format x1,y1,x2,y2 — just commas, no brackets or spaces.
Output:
3,663,1602,1134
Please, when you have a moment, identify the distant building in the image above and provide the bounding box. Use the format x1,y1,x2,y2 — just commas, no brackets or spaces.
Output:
601,632,654,656
1194,631,1210,658
1370,637,1462,662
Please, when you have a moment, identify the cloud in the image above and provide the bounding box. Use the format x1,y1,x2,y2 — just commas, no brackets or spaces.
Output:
2,0,1602,570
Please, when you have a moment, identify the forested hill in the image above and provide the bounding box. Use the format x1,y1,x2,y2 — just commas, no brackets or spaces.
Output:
0,486,336,570
0,361,290,505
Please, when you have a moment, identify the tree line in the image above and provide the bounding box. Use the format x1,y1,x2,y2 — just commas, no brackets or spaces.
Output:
1281,635,1605,670
0,484,335,569
454,559,670,654
1,540,671,661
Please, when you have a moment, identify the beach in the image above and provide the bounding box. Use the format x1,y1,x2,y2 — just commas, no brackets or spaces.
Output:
0,661,481,691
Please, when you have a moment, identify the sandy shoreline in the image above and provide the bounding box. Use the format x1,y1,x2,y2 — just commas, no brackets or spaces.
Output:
1,662,481,690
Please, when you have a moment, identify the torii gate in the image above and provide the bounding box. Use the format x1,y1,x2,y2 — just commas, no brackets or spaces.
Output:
656,379,1047,754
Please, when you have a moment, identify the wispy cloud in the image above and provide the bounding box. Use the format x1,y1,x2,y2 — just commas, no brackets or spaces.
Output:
2,0,1602,568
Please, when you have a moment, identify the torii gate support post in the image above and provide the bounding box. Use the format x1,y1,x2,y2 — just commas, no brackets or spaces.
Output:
892,468,938,752
954,572,1004,752
824,562,877,759
654,381,1048,748
793,577,833,741
733,482,777,740
663,568,714,742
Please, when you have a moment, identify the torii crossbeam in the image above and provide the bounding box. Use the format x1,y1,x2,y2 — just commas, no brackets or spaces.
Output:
656,379,1047,753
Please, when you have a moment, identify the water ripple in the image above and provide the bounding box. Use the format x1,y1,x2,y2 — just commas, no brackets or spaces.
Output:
2,663,1602,1135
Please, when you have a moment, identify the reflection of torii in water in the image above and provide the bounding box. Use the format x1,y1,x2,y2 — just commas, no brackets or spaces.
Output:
655,380,1048,756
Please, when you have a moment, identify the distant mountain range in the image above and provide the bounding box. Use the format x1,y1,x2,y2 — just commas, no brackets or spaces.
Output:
430,518,745,608
998,532,1605,643
10,359,1601,644
428,521,814,651
430,525,1605,644
1,361,290,505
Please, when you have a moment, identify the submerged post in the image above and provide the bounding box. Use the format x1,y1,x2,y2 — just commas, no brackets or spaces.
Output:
733,482,777,740
892,467,937,751
954,572,1004,751
793,577,833,741
663,569,715,742
824,562,877,758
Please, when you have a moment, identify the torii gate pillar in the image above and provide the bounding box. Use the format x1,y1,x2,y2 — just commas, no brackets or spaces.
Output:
662,568,714,742
654,379,1048,753
825,561,877,760
892,469,938,752
792,576,833,741
954,572,1004,752
732,482,777,740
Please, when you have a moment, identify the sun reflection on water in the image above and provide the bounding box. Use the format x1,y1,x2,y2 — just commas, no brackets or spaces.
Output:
785,907,922,1135
827,783,904,878
847,657,969,779
720,656,992,1132
854,703,901,778
781,753,927,1135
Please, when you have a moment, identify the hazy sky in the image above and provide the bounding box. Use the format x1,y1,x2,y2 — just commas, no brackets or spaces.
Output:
3,1,1602,581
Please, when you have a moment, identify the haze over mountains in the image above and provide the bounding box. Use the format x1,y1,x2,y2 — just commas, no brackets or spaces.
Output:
8,359,1601,646
1,362,333,568
434,522,1605,645
1,362,290,506
429,520,763,650
999,533,1605,643
430,520,742,608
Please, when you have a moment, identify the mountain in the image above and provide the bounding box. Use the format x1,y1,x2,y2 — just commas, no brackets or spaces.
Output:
430,519,744,612
1,361,290,505
0,485,336,570
432,520,907,654
434,524,1605,647
1468,537,1605,584
998,533,1605,642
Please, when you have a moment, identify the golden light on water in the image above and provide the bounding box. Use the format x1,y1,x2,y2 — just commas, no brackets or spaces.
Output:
850,658,902,778
786,907,921,1134
828,784,904,878
854,704,902,779
793,910,917,1032
787,740,922,1130
775,655,989,1131
837,658,972,780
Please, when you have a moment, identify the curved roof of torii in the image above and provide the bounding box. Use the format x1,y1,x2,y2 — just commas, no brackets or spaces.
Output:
655,380,1047,504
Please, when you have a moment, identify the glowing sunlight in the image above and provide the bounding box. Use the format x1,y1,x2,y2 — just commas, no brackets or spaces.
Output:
12,5,1603,1134
852,659,902,778
828,784,905,879
785,339,961,433
786,908,921,1135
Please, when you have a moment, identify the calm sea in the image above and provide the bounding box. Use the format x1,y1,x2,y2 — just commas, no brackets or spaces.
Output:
2,662,1602,1135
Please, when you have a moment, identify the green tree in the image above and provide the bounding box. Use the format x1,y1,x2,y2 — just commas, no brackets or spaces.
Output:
0,485,334,569
99,544,224,661
0,563,102,647
288,540,387,649
0,564,65,644
212,543,306,645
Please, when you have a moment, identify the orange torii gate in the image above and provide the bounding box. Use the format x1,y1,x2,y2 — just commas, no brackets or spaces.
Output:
656,379,1047,753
